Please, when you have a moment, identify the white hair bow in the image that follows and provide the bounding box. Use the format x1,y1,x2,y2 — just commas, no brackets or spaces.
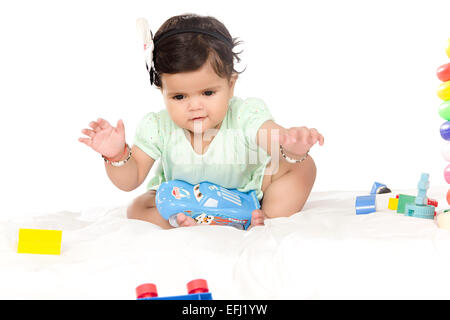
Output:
136,18,154,74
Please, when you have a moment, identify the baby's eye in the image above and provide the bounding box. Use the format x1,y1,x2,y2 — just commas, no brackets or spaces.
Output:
204,90,215,96
173,95,184,100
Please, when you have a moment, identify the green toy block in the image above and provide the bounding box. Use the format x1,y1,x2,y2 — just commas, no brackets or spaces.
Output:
397,194,416,214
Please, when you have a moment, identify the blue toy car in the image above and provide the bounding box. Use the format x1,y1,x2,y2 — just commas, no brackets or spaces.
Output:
155,180,260,230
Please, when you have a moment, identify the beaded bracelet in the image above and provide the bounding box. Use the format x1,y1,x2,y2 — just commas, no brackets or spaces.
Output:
102,144,132,167
279,145,309,164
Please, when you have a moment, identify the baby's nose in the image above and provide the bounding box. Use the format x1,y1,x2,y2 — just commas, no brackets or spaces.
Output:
188,98,204,110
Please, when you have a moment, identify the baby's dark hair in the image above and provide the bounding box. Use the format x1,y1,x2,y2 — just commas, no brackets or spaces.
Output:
152,13,243,88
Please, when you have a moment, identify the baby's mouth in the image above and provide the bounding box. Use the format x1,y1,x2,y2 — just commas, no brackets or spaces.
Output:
191,116,206,121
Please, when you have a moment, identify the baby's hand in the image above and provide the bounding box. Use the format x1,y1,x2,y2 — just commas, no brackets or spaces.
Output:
79,118,126,159
279,127,324,158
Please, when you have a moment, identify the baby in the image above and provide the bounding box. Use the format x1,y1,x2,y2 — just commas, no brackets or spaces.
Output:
79,13,324,230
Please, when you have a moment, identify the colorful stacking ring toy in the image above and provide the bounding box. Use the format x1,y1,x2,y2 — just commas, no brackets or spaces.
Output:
438,81,450,101
438,39,450,205
445,164,450,184
437,63,450,82
439,100,450,120
440,121,450,140
446,39,450,59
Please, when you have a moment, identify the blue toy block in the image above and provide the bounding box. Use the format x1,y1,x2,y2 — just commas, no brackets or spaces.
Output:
371,182,385,194
370,182,391,195
355,195,376,214
139,292,213,300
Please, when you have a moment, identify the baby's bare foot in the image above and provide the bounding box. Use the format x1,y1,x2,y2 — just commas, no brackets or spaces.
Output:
248,209,265,229
176,213,197,227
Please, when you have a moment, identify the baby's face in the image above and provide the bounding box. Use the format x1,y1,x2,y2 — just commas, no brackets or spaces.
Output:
160,61,237,134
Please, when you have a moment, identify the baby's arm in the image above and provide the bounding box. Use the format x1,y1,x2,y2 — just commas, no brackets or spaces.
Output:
105,145,155,192
255,120,324,218
256,120,324,161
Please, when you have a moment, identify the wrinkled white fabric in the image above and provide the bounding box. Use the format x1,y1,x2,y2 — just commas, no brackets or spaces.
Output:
1,187,450,299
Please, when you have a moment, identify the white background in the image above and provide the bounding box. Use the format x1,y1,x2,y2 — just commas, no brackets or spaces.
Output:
0,0,449,217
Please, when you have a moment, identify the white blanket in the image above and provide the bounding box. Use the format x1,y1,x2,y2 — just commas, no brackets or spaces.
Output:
2,187,450,300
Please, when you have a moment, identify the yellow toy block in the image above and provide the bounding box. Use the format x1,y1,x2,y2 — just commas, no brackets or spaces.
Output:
388,198,399,210
17,229,62,255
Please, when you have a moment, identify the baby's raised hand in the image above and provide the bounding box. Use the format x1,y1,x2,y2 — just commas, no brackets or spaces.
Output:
279,127,324,158
79,118,126,159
